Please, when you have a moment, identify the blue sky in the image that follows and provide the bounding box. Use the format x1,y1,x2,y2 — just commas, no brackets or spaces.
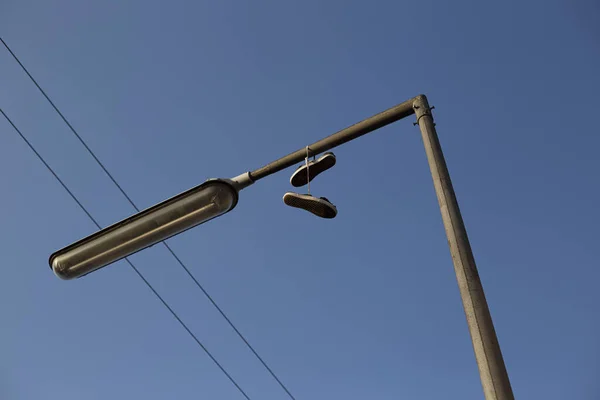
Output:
1,0,599,399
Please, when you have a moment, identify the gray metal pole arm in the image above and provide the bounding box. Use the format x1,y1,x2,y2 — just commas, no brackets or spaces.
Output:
249,97,417,181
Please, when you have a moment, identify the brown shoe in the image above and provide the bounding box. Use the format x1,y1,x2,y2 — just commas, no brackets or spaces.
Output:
283,192,337,219
289,152,336,187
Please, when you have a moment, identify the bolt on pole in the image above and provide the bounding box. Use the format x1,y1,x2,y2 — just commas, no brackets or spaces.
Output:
413,95,514,400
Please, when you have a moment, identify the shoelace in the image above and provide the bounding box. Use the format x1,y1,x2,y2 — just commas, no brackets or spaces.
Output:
305,146,311,195
305,147,316,195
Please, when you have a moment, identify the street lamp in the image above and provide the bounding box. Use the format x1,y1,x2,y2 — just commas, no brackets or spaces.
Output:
50,176,253,280
49,94,514,400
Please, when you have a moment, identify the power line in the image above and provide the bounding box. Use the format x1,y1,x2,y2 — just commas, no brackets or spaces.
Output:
1,37,296,400
0,107,251,400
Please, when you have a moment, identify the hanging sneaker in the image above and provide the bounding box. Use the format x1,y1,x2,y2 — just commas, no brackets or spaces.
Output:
283,192,337,219
290,152,336,187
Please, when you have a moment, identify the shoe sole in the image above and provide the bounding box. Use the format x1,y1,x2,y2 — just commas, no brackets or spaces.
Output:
290,153,336,187
283,193,337,219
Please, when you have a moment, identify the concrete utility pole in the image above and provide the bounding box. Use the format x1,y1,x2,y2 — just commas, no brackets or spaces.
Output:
414,95,514,400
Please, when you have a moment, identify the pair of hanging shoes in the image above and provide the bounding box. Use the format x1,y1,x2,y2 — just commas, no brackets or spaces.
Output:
283,152,337,219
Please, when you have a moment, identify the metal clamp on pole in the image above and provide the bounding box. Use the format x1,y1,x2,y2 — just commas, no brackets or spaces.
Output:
413,100,433,125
